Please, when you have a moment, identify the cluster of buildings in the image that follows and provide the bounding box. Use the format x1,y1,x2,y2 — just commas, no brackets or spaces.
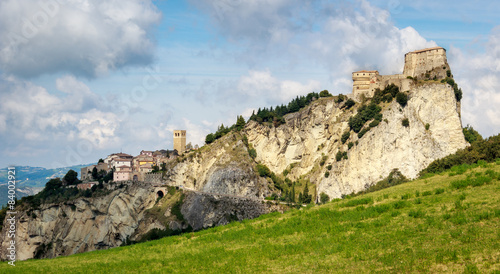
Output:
81,130,192,183
352,47,449,100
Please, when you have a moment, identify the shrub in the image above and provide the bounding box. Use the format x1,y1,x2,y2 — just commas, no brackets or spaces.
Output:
171,194,185,222
425,123,430,130
324,171,330,178
335,94,346,103
344,98,356,109
348,142,354,150
422,190,432,196
336,151,343,162
248,148,257,159
348,103,382,133
396,92,408,107
408,209,426,218
341,131,350,144
358,128,369,138
326,164,332,170
369,120,380,127
319,154,327,166
319,90,332,97
319,192,330,204
402,118,409,127
434,188,445,195
256,164,272,177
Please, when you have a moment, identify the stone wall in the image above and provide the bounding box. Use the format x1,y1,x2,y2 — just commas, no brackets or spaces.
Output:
403,47,447,78
144,173,164,186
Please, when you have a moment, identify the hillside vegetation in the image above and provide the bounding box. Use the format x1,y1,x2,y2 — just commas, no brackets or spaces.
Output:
3,160,499,272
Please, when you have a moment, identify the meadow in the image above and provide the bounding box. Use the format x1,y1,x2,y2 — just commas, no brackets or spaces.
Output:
2,161,500,273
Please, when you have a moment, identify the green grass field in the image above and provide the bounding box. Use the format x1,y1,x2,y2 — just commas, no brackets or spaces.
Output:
2,162,500,273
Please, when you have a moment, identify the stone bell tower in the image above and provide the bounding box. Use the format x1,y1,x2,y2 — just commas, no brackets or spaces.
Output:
173,130,186,154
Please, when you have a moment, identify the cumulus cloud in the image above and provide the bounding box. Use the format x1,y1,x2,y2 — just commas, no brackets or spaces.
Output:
191,0,435,93
0,75,122,166
0,0,161,78
448,28,500,137
235,69,321,103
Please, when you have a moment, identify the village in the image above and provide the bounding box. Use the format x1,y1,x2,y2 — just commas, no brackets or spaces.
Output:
79,130,195,188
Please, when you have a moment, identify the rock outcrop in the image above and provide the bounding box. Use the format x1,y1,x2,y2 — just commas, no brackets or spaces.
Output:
0,182,282,260
163,133,270,199
246,83,468,200
0,182,157,260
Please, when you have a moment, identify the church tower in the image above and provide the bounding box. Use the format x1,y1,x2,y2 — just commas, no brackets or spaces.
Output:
173,130,186,154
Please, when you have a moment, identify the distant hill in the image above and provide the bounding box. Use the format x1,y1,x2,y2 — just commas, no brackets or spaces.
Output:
0,164,93,206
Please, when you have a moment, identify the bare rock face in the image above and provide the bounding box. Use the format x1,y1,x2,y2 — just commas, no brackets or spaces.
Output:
246,83,468,200
164,133,270,199
0,183,158,261
181,192,272,231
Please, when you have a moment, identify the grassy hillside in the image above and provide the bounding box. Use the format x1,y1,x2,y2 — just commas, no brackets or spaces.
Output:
3,162,500,273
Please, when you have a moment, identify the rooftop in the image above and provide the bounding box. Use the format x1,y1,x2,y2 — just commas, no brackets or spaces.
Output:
407,46,445,55
353,70,378,73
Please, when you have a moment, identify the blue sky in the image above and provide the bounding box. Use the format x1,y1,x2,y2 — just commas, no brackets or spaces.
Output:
1,0,500,168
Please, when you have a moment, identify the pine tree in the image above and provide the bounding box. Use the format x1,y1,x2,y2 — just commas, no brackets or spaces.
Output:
235,115,246,131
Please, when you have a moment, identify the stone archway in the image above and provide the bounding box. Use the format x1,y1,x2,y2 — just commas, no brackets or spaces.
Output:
157,190,165,199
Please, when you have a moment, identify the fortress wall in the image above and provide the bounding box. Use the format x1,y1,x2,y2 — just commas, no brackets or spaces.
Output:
403,47,447,78
352,47,448,101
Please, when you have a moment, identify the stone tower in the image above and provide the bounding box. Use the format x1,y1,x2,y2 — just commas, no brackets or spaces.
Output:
173,130,186,154
403,47,448,78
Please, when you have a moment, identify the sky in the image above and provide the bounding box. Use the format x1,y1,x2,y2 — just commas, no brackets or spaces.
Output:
1,0,500,169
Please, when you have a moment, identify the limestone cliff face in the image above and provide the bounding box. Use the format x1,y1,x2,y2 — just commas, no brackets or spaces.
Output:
163,133,270,199
246,83,468,200
0,183,158,261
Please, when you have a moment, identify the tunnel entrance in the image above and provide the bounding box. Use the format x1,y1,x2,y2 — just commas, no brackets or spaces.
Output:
157,190,165,199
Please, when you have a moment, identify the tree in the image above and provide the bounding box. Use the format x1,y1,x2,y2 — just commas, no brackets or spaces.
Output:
63,169,79,185
344,98,355,109
235,115,246,131
98,158,104,164
45,178,62,191
92,166,98,180
205,133,215,144
319,90,332,97
396,92,408,107
186,142,193,150
463,125,483,144
302,183,312,204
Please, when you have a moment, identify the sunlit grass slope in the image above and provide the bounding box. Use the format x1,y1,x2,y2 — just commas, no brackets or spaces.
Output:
3,162,500,273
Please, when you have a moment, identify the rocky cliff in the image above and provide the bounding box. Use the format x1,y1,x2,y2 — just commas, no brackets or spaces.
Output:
0,182,282,260
162,132,271,199
0,77,468,261
246,82,468,200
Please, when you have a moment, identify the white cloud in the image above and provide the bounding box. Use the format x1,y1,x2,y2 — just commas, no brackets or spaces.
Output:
448,27,500,138
0,0,161,78
0,75,123,166
191,0,435,95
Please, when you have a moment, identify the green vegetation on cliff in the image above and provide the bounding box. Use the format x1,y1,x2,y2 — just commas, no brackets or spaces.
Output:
420,132,500,176
5,160,500,273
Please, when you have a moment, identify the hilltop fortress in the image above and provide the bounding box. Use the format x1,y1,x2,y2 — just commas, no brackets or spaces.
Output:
352,47,450,100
